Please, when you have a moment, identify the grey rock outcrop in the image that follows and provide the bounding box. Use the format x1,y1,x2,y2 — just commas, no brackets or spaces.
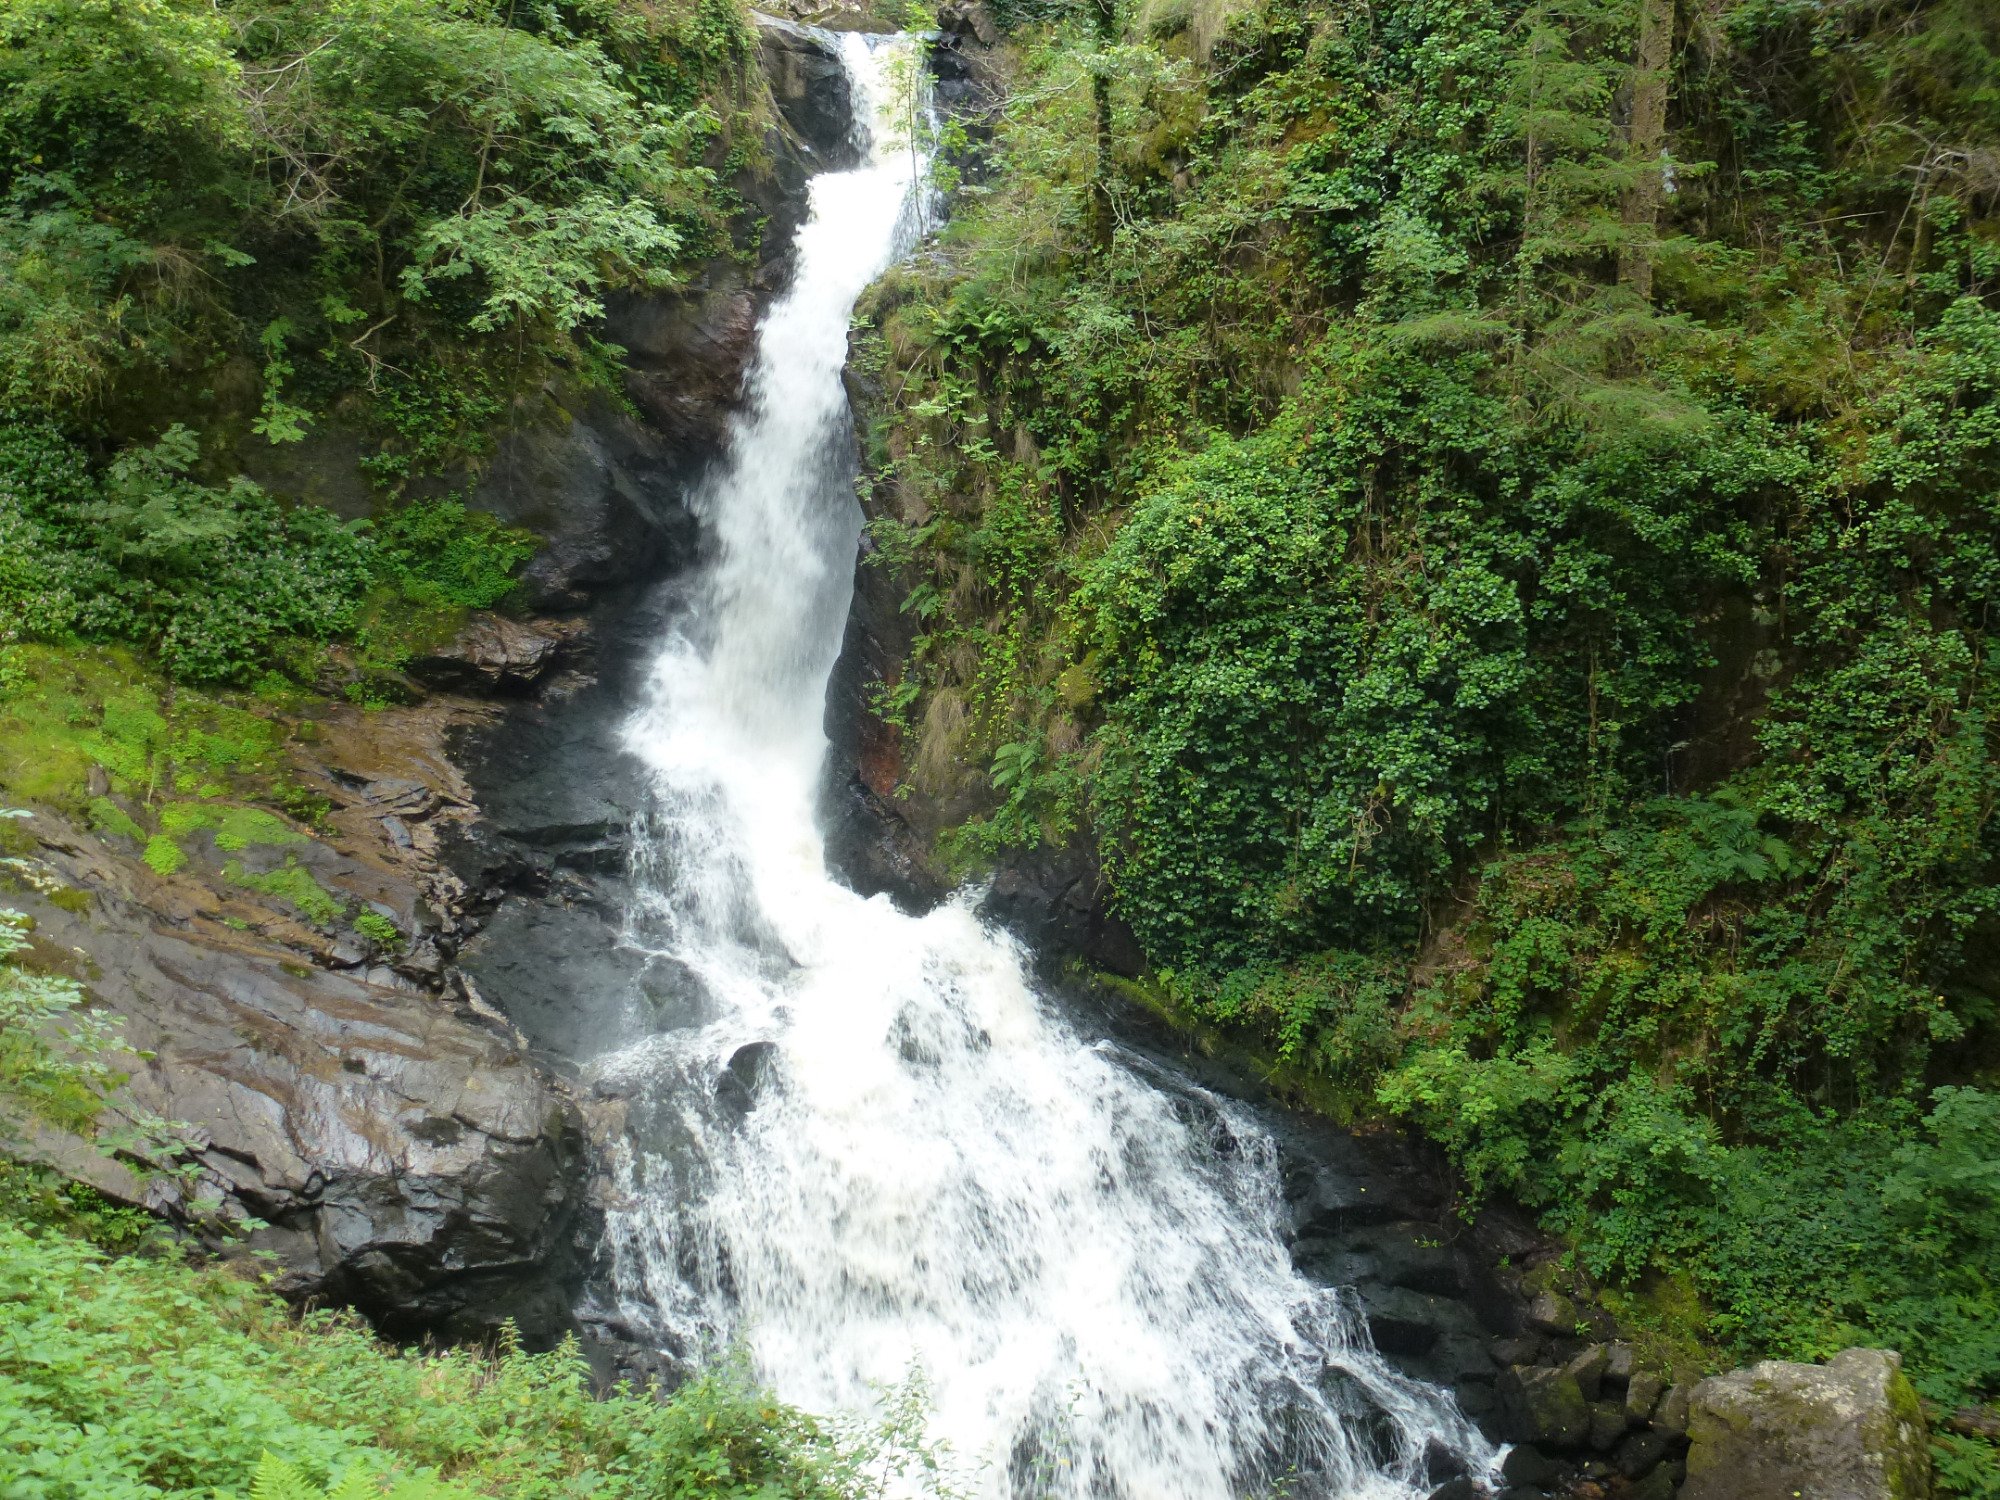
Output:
1682,1347,1931,1500
409,614,581,695
607,279,761,458
753,13,859,167
1498,1362,1592,1448
17,726,585,1346
471,396,702,612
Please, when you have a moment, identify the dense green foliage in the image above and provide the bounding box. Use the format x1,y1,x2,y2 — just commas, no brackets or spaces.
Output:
0,419,536,683
857,0,2000,1476
0,0,752,425
0,0,766,689
0,1216,936,1499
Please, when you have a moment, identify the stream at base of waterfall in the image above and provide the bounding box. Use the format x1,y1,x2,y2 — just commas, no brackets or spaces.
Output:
588,29,1496,1499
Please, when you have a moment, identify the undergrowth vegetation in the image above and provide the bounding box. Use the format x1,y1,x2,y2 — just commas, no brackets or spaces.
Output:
0,421,538,685
857,0,2000,1477
0,1216,941,1500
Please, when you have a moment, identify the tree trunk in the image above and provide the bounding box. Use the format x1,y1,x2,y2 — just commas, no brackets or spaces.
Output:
1619,0,1675,299
1091,0,1116,250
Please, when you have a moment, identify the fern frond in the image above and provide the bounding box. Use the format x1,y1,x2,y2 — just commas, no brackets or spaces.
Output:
250,1453,320,1500
326,1467,383,1500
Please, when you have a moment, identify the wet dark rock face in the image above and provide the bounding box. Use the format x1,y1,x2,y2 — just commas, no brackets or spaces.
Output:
471,394,706,613
608,285,763,462
755,14,860,169
19,763,585,1347
443,587,675,1066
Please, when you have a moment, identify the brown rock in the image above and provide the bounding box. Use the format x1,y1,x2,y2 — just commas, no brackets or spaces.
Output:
408,614,578,695
18,795,579,1346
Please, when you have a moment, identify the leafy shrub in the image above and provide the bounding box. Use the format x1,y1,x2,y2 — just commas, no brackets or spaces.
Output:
0,1213,938,1500
353,912,403,950
226,858,344,927
0,426,541,685
0,908,127,1140
248,1454,469,1500
0,424,371,682
1694,1095,2000,1399
0,0,746,422
371,500,537,612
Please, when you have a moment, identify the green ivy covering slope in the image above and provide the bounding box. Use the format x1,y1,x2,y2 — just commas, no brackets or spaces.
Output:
855,0,2000,1483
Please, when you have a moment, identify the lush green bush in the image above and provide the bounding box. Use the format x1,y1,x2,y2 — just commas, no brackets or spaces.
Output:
0,423,537,683
372,499,538,612
0,1211,946,1500
1078,362,1783,969
3,1225,835,1500
0,0,766,690
0,0,754,425
857,0,2000,1482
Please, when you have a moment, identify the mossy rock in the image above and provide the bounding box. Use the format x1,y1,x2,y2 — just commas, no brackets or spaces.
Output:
1497,1363,1591,1448
1683,1347,1931,1500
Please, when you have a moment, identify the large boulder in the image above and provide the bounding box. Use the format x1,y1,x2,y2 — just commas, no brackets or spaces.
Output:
21,807,584,1347
753,13,858,167
1497,1362,1592,1448
408,614,581,695
1682,1347,1931,1500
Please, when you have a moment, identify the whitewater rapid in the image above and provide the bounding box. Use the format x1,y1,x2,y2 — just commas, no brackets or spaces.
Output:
590,30,1492,1498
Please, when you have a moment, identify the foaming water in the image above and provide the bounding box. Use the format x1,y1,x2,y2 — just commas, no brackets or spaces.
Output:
594,31,1491,1498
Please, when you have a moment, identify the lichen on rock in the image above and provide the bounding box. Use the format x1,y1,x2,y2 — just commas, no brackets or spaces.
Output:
1682,1347,1932,1500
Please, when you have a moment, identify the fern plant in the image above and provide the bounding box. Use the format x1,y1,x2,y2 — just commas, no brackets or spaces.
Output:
248,1453,470,1500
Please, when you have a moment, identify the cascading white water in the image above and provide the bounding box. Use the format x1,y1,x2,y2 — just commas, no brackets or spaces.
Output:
595,30,1493,1498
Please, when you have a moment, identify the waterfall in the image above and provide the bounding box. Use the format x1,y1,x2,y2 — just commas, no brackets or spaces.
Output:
593,30,1493,1499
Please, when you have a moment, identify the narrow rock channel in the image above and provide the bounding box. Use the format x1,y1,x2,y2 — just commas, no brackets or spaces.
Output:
455,28,1498,1499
